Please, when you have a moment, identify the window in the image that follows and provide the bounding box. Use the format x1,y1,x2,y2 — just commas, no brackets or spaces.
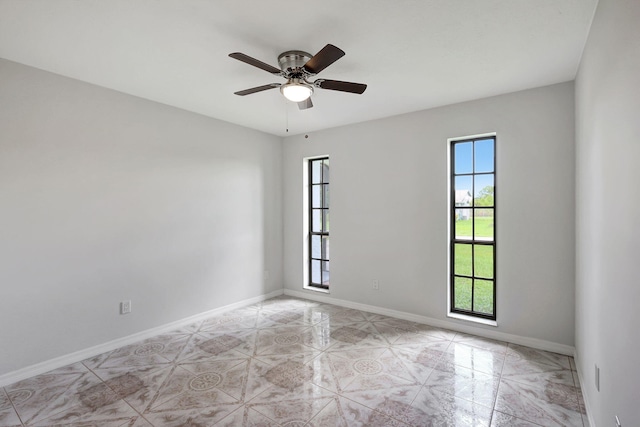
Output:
450,136,496,320
308,157,330,289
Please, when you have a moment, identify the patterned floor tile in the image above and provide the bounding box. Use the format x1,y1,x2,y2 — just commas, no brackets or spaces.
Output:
309,395,410,427
137,363,243,425
502,344,576,389
313,347,420,394
324,322,390,351
82,333,183,378
409,384,494,426
30,397,140,426
142,403,241,427
452,333,509,354
252,382,335,412
314,305,369,324
501,366,576,388
388,324,457,347
343,384,423,424
0,388,21,427
257,305,331,328
214,404,279,426
495,377,583,427
388,342,450,383
424,361,500,408
6,363,108,425
178,329,258,362
490,410,544,426
130,416,156,427
442,341,505,376
249,395,333,425
108,366,178,414
2,296,587,427
505,344,571,370
253,325,327,356
200,311,259,332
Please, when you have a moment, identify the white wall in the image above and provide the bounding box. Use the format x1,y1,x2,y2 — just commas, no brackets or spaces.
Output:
0,59,283,376
575,0,640,425
283,82,575,347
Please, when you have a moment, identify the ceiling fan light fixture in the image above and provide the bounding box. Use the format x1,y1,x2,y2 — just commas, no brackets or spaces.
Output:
230,44,366,111
281,79,313,102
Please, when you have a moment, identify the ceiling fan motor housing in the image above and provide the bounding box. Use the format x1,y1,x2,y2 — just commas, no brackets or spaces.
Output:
278,50,313,76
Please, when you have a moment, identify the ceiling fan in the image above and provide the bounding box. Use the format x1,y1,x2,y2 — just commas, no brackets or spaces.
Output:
229,44,367,110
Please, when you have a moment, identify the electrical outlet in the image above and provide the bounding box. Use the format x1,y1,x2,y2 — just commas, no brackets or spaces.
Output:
595,364,600,391
120,300,132,315
372,279,380,290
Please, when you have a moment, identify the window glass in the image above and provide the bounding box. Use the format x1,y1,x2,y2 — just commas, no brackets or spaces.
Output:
474,139,494,172
308,158,330,289
454,277,472,311
450,137,496,320
455,142,473,174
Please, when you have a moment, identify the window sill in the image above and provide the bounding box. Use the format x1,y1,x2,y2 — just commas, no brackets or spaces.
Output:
303,285,330,294
447,312,498,327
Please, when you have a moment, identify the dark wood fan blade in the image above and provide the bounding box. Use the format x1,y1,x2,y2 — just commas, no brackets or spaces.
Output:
229,52,282,75
303,44,345,74
234,84,281,96
316,79,367,94
297,98,313,110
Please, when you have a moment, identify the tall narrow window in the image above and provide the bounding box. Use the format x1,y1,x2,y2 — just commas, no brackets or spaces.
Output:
309,157,330,289
450,136,496,320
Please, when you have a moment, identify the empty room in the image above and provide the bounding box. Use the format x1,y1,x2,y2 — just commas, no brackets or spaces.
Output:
0,0,638,426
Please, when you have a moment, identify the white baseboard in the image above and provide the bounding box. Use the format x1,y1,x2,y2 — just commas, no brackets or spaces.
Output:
0,289,283,388
284,289,575,356
573,351,595,427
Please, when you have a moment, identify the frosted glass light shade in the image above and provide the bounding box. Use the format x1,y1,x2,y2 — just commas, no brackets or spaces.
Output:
281,82,313,102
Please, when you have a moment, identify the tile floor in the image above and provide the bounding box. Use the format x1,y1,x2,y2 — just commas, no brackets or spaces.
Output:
0,296,589,426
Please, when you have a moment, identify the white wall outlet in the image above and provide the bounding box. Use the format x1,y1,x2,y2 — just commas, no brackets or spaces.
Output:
595,364,600,391
120,300,132,315
372,279,380,290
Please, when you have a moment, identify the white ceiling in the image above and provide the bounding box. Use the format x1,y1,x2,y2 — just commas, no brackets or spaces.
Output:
0,0,597,137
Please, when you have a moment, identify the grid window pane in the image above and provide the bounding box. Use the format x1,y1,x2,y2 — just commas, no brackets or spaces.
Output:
454,277,472,311
322,236,330,259
322,261,330,285
311,235,321,259
322,159,330,183
312,209,322,232
475,139,495,173
455,209,473,240
323,210,330,232
455,142,473,174
474,280,494,314
312,161,322,183
312,185,322,208
474,209,494,241
454,243,472,276
474,245,494,279
311,260,321,284
323,185,330,208
474,175,494,205
455,176,473,207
